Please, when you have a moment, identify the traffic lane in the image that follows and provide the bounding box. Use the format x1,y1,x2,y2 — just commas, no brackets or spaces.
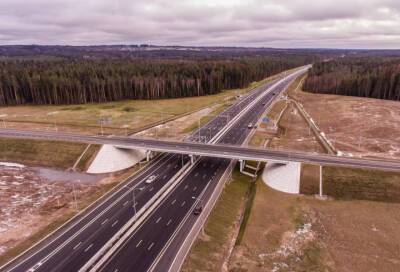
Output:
101,80,282,271
5,153,173,272
152,159,232,272
35,154,190,272
100,158,228,272
152,75,295,270
21,72,262,272
2,73,289,272
17,73,274,272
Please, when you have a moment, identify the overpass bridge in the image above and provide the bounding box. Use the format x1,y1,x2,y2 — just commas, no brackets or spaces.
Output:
1,128,400,172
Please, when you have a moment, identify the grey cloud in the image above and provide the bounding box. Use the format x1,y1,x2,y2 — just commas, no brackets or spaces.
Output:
0,0,399,48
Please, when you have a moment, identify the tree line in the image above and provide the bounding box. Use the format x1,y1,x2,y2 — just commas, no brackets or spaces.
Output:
304,57,400,101
0,57,308,105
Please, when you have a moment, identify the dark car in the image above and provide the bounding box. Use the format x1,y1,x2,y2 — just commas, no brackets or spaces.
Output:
193,203,203,215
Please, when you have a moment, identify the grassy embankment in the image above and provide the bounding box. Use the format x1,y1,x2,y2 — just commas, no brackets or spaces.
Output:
0,138,99,170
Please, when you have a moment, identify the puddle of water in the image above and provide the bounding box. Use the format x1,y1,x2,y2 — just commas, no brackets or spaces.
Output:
34,167,105,184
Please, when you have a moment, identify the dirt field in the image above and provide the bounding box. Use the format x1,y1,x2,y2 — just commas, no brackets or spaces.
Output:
0,162,135,265
290,82,400,160
228,181,400,272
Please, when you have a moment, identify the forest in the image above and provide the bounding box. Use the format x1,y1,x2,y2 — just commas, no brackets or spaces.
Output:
304,57,400,101
0,56,309,105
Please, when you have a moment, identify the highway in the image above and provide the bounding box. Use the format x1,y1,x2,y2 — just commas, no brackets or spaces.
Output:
94,68,309,271
0,67,302,272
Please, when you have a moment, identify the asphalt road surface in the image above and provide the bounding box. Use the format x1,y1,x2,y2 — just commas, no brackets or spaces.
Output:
0,68,298,272
97,69,308,272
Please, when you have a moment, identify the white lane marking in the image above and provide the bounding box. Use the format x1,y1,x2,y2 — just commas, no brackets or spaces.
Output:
101,219,108,225
111,220,119,227
156,217,162,224
148,242,154,251
149,187,154,192
193,186,197,191
73,242,82,250
113,269,119,272
171,199,176,205
15,154,175,269
166,219,172,226
123,201,129,206
181,201,186,207
163,175,167,179
84,243,93,252
136,240,143,248
194,172,199,177
184,185,188,190
202,174,207,179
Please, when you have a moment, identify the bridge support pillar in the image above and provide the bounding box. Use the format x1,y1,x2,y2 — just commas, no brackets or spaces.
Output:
239,159,257,178
189,154,195,165
146,150,152,162
239,160,244,172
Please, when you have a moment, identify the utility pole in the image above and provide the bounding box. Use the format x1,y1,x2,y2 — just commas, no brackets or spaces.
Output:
198,116,201,142
319,165,323,198
72,183,78,210
132,188,137,221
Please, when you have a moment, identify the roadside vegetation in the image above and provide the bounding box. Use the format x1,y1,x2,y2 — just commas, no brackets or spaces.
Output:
304,57,400,101
0,57,308,106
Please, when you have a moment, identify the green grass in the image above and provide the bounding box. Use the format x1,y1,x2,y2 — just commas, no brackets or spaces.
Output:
182,169,252,271
235,178,257,245
0,138,89,169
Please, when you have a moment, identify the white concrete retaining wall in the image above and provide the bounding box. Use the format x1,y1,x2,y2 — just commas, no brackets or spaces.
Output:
87,145,146,174
262,162,301,194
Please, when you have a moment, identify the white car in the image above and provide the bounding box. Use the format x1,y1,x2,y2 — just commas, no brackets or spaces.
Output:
145,175,157,184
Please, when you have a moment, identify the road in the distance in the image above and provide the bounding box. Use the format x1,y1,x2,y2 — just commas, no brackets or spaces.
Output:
0,68,290,272
98,68,308,272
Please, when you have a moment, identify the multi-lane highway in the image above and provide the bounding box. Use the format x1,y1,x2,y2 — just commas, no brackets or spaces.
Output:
0,67,304,272
93,68,309,272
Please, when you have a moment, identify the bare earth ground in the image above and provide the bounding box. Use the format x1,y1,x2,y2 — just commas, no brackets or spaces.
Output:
228,182,400,272
0,162,137,265
290,84,400,159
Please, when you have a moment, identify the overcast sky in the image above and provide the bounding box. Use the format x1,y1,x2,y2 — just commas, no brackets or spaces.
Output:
1,0,400,49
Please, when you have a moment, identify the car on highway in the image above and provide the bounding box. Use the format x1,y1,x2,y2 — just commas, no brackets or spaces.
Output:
247,123,253,129
145,175,157,184
193,202,203,215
